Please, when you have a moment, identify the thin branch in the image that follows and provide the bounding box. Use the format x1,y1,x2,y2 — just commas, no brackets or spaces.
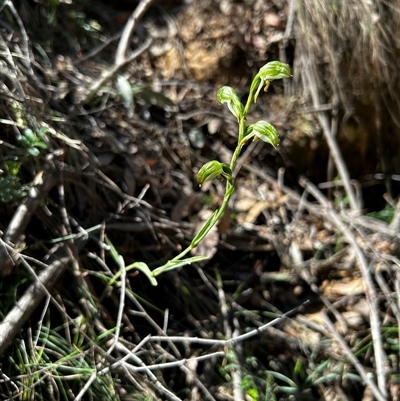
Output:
111,342,183,401
299,177,388,399
82,37,152,104
1,159,60,276
81,0,154,104
5,0,34,76
106,255,126,356
148,301,308,346
119,351,225,373
216,272,243,401
115,0,154,64
0,249,70,356
303,59,359,212
322,312,387,401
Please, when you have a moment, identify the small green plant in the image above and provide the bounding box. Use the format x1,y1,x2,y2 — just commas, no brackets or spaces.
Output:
116,61,291,285
367,204,395,223
16,128,48,157
6,324,120,401
0,128,48,203
0,175,29,203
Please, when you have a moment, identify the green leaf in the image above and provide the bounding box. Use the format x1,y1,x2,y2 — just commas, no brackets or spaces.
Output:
243,120,280,148
197,160,232,186
116,75,134,118
217,86,244,121
27,147,40,157
106,235,158,285
190,209,219,248
152,256,209,276
23,128,36,143
35,141,48,150
126,262,158,286
5,160,21,176
105,236,123,267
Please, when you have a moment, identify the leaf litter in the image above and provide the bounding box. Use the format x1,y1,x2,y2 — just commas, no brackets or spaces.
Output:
0,0,399,400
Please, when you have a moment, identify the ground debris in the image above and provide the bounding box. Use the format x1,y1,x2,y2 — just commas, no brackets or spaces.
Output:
0,1,399,400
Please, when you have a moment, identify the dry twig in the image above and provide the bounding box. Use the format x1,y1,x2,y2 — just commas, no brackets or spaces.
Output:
300,177,388,399
0,246,70,355
82,0,154,104
302,58,359,212
1,155,61,276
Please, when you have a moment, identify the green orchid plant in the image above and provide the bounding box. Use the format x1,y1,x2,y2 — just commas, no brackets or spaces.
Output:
116,61,291,285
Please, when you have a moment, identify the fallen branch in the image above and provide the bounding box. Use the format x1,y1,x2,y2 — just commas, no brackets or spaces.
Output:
1,156,60,276
0,247,70,356
81,0,154,104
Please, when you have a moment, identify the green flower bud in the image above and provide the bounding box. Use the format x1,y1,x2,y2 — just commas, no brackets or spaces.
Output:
252,61,292,102
217,86,244,121
242,121,280,148
197,160,233,186
258,61,292,81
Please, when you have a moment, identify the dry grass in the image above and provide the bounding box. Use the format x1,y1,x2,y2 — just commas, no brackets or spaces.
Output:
0,1,400,400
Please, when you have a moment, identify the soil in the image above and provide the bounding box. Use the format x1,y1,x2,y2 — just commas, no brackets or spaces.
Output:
1,1,400,400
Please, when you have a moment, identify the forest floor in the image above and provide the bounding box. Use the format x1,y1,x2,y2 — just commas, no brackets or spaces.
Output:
0,1,399,400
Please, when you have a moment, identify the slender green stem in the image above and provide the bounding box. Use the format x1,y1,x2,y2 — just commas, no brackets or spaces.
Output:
152,183,235,277
190,182,235,249
230,144,243,172
237,116,246,144
244,76,259,114
171,246,192,262
153,83,255,275
149,62,289,282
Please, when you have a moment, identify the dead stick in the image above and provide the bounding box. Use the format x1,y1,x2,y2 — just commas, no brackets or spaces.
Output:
299,177,388,399
1,160,60,276
303,62,359,212
0,251,70,356
82,37,152,104
115,0,154,64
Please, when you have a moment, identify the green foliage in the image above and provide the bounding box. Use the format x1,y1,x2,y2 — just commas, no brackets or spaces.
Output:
0,127,48,204
107,61,291,285
217,86,245,121
367,204,394,223
0,175,29,203
197,160,233,186
116,78,174,117
251,61,292,102
16,128,48,157
47,0,60,24
5,324,120,401
230,354,363,400
242,120,280,147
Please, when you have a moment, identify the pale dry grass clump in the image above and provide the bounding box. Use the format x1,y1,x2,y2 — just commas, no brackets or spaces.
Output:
295,0,400,104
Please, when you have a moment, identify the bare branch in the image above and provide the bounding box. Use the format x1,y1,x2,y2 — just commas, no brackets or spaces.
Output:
115,0,154,64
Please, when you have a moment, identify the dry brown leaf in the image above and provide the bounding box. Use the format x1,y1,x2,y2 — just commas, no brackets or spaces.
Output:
321,277,364,297
245,201,269,224
234,197,258,213
350,298,370,319
264,13,282,27
341,310,364,327
207,118,223,135
322,388,343,401
243,195,291,224
362,386,374,401
304,311,326,325
283,321,321,345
